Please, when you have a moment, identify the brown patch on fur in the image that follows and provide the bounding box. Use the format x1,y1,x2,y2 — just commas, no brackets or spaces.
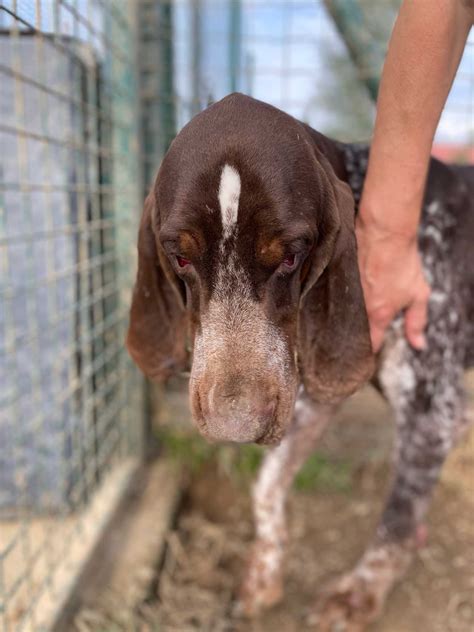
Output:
178,230,203,259
299,256,312,286
126,193,188,381
257,236,285,267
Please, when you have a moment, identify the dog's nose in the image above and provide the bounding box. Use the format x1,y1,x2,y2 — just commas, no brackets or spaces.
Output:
203,392,276,443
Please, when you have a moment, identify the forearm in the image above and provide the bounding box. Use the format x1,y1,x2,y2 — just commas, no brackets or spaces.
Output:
361,0,472,238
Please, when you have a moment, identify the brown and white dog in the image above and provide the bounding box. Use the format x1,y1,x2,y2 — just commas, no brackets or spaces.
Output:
127,93,474,631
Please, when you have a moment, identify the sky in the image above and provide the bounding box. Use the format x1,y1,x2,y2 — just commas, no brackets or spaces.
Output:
2,0,472,146
174,0,474,147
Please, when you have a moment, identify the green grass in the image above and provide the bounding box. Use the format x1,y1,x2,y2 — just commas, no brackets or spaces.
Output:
157,428,217,473
156,428,352,493
294,452,352,493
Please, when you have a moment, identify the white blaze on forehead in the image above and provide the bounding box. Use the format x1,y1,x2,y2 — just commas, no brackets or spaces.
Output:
218,164,241,238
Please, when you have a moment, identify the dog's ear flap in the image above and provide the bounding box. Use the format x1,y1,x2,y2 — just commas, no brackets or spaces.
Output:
298,153,374,403
126,193,188,381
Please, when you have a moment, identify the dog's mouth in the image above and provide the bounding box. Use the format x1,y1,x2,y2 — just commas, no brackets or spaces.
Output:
255,396,284,446
255,427,283,446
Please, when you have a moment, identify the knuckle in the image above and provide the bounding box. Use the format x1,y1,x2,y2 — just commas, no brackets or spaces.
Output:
408,322,424,335
369,305,394,324
419,281,430,298
407,305,426,325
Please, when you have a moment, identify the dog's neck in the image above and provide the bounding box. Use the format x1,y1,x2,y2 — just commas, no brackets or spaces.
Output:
304,125,369,214
339,142,370,213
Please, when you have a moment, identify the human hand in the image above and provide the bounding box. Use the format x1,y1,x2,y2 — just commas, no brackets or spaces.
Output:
355,213,431,353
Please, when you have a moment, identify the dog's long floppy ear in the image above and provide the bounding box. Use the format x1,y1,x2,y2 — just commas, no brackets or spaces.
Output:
298,152,374,404
126,193,188,381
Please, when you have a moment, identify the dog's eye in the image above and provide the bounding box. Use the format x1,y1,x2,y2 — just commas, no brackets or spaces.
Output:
176,255,191,268
282,254,297,269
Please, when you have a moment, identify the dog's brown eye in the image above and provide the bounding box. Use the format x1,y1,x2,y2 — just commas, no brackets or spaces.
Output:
176,255,191,268
282,254,297,269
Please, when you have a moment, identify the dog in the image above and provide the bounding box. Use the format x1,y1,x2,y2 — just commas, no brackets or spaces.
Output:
127,93,474,631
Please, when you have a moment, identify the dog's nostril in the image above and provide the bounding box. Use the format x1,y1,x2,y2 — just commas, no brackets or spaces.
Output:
199,390,278,444
221,391,239,401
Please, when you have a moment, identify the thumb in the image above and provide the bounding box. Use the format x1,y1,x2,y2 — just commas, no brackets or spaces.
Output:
405,294,429,350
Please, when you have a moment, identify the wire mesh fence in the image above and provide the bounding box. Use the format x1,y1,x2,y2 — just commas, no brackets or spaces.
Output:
0,1,145,629
0,1,473,631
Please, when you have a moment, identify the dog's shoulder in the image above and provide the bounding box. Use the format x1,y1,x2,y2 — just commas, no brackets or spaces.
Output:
340,143,472,278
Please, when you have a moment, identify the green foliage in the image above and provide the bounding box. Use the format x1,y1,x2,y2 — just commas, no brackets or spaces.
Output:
309,0,401,141
157,428,217,473
295,453,352,493
156,427,263,481
157,428,352,493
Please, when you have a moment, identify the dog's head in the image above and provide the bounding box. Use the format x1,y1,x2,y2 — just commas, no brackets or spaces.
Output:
127,94,374,445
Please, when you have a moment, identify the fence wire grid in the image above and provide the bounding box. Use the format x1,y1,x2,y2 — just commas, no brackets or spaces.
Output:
0,1,473,631
0,1,145,630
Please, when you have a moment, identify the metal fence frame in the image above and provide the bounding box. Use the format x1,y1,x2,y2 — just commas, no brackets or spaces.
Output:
0,2,147,630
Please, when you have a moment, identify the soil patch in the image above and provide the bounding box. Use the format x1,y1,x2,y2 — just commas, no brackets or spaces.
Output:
74,382,474,631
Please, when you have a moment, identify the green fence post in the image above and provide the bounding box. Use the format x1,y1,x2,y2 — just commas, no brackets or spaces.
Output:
323,0,386,101
229,0,242,93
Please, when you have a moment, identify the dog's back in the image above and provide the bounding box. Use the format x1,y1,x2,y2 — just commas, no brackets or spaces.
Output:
344,145,474,370
423,159,474,369
456,164,474,368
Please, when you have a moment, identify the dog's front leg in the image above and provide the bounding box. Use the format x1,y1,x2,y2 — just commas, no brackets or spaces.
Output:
238,392,335,616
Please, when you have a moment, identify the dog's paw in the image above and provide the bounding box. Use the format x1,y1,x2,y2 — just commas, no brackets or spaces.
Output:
307,539,415,631
235,541,284,617
306,572,386,632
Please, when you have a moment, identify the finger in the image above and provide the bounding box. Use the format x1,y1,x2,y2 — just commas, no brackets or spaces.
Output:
368,305,395,353
370,322,386,353
405,295,429,350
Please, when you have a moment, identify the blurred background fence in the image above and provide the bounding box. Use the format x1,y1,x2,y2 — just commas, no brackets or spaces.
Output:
0,2,145,629
0,1,472,630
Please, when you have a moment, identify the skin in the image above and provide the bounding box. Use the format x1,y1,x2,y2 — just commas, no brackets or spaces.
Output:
357,0,473,352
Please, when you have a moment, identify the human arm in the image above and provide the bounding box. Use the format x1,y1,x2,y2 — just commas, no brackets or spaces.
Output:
357,0,473,352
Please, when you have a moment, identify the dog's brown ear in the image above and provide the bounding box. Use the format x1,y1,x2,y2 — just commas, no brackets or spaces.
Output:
126,193,188,381
298,153,374,404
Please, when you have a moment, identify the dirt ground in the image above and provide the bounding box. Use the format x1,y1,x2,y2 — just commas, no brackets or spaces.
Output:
75,377,474,632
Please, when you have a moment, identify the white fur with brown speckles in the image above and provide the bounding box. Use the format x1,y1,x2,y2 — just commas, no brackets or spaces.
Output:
239,394,334,614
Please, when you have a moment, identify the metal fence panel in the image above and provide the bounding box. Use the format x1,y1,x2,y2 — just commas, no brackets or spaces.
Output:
0,1,144,629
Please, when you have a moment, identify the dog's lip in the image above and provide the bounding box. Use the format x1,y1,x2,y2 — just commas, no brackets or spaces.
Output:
256,396,282,445
195,416,281,446
192,389,288,446
255,419,283,446
193,391,212,438
256,433,281,446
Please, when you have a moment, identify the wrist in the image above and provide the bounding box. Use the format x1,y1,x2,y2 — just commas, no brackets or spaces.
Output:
357,201,419,243
359,176,425,241
356,200,420,246
359,145,429,239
